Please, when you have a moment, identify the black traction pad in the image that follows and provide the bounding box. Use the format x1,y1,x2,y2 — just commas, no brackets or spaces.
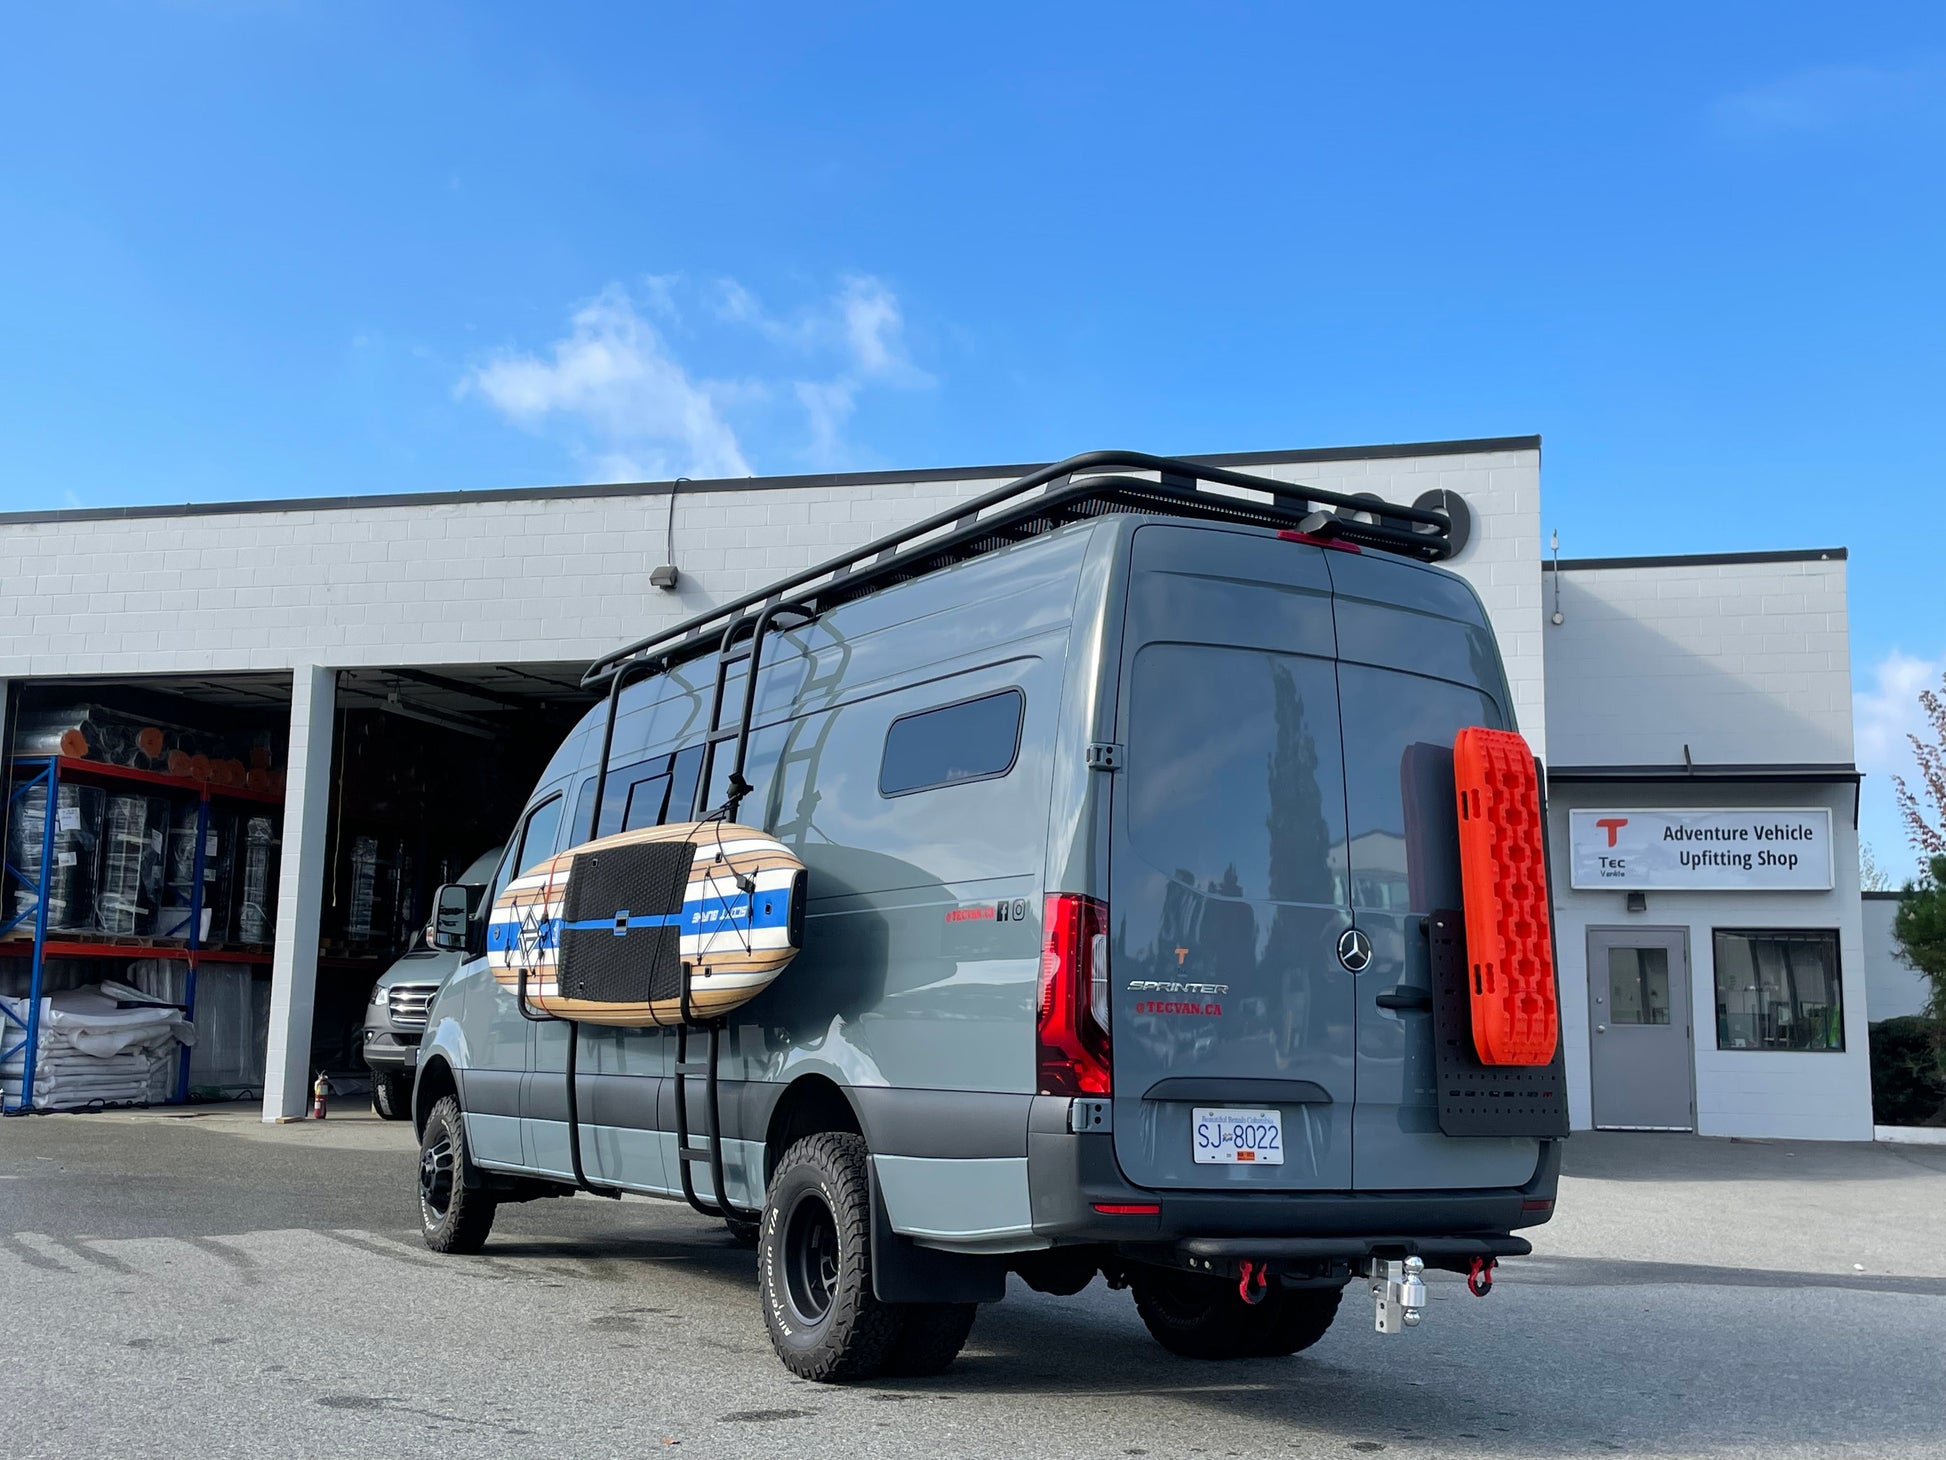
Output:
555,840,696,1005
1429,908,1569,1139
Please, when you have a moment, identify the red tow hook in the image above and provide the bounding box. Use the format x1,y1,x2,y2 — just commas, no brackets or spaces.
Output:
1467,1257,1497,1296
1238,1260,1269,1305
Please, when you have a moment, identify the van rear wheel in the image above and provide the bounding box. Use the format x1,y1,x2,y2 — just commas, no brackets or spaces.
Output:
758,1132,901,1382
1131,1268,1342,1360
884,1302,978,1377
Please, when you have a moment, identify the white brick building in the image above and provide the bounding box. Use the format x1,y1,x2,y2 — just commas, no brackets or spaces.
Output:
0,435,1876,1139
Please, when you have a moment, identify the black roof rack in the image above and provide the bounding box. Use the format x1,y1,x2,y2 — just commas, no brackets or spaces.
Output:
582,449,1453,689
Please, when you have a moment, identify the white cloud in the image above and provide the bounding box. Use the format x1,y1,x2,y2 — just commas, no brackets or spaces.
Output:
463,272,933,480
1856,649,1943,779
460,285,751,481
1715,62,1944,138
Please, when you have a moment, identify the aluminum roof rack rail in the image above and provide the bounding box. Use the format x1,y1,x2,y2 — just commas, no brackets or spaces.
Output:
582,449,1452,689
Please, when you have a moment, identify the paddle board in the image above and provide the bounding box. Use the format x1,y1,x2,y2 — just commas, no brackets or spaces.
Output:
486,819,806,1027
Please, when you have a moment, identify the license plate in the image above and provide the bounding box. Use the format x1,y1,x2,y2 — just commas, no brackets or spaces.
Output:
1192,1108,1284,1165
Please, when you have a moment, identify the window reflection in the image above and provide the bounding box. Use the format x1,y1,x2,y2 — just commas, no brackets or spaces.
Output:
1713,929,1844,1052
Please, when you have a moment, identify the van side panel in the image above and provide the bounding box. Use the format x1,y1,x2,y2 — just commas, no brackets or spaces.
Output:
508,524,1097,1230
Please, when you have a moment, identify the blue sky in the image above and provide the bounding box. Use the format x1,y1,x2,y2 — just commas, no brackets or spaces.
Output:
1,3,1941,867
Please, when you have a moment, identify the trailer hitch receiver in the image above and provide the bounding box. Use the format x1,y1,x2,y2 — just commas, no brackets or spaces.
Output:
1371,1255,1427,1334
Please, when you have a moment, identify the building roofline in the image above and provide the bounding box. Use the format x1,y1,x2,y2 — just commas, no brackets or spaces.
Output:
1547,762,1860,781
1862,890,1910,901
0,435,1541,528
1545,547,1847,572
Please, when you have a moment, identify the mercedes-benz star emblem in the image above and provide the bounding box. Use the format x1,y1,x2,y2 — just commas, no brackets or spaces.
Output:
1337,927,1373,972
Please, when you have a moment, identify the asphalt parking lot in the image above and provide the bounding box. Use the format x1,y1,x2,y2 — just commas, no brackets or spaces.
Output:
2,1109,1943,1460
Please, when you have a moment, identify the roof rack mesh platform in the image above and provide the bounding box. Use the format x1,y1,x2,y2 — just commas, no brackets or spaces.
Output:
584,450,1453,689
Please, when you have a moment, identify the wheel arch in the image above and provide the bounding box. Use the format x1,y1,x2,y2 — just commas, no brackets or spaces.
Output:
763,1073,864,1186
414,1055,460,1137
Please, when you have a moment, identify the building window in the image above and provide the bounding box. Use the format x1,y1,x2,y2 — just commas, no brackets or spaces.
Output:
1712,929,1843,1052
879,689,1024,797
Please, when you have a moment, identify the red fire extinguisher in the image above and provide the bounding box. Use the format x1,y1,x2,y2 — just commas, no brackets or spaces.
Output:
312,1070,329,1120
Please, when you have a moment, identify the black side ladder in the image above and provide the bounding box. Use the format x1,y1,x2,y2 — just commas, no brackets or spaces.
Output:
665,598,815,1221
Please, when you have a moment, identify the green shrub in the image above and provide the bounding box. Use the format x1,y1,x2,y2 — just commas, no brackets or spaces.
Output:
1869,1016,1946,1127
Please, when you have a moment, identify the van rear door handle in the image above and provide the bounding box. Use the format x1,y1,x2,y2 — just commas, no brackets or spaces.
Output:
1375,987,1433,1012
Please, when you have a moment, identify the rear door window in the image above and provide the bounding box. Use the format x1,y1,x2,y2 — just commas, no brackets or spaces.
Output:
1127,644,1345,906
1337,664,1503,911
879,689,1024,797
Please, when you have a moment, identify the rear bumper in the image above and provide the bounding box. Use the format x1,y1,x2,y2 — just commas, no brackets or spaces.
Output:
1026,1096,1561,1253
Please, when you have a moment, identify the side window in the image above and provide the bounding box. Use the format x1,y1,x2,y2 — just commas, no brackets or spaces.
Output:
667,745,704,824
491,793,566,905
622,771,672,832
572,778,599,845
879,689,1025,798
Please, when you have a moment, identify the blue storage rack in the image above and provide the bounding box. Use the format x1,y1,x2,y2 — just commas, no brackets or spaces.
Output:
2,754,278,1113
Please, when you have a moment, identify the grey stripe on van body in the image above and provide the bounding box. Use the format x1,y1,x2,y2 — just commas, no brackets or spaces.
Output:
514,1072,1032,1160
459,1067,522,1119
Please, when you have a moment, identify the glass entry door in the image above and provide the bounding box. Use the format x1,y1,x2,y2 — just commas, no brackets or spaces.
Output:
1587,928,1694,1131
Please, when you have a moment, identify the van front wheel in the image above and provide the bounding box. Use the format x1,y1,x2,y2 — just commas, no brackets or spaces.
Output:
418,1095,497,1254
1131,1268,1342,1359
759,1132,901,1382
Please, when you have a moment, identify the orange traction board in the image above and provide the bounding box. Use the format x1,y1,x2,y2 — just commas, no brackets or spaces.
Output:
1453,727,1558,1066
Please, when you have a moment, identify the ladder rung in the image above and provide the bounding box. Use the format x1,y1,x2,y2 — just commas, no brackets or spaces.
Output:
706,726,741,744
677,1146,712,1163
673,1061,710,1077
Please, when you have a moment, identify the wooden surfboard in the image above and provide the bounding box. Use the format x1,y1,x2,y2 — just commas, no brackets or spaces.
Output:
486,820,806,1028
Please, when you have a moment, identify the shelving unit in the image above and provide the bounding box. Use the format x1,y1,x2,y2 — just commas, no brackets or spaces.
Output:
1,754,282,1112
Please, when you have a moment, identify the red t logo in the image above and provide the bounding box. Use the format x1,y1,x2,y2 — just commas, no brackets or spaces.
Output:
1596,817,1628,847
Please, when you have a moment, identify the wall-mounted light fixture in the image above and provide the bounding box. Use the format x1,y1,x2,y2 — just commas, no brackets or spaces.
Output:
652,476,689,591
1626,891,1647,913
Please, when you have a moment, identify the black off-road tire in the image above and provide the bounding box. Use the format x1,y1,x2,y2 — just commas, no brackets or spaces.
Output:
1132,1269,1341,1360
418,1095,497,1255
1241,1284,1343,1357
371,1071,411,1121
883,1302,978,1377
759,1132,901,1382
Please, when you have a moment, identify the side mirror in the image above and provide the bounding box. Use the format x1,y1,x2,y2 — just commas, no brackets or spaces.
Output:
430,883,484,952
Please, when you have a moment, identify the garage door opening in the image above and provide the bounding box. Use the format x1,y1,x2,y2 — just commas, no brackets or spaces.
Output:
2,664,593,1113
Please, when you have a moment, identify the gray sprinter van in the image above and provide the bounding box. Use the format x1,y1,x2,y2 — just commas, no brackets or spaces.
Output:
411,451,1566,1382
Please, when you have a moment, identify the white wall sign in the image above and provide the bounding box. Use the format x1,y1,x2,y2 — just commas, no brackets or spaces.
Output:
1568,808,1834,891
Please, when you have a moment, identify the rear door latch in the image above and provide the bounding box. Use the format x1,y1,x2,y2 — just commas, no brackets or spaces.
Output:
1085,742,1124,771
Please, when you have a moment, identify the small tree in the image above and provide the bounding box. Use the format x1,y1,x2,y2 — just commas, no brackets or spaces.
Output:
1893,856,1946,1026
1861,842,1893,892
1892,670,1946,865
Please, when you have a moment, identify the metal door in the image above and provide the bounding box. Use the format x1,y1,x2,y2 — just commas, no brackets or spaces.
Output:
1587,927,1693,1131
1109,525,1355,1191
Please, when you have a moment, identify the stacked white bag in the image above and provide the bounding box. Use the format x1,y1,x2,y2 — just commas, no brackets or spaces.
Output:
0,981,195,1111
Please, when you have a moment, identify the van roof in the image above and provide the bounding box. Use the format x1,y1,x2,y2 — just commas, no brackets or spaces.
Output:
584,450,1457,691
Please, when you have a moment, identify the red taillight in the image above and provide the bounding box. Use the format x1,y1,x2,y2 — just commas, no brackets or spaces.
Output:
1038,894,1112,1096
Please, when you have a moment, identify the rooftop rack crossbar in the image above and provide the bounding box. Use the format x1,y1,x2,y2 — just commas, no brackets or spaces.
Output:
583,449,1452,689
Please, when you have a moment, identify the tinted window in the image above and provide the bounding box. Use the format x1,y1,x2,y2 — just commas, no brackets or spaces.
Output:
1338,664,1503,912
879,690,1024,797
490,792,566,905
1713,929,1843,1052
515,794,564,874
668,745,704,823
1128,644,1344,905
623,773,672,832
